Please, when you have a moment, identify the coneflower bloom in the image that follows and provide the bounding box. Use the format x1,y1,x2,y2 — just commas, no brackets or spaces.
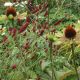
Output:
6,6,16,17
65,25,76,39
60,24,80,43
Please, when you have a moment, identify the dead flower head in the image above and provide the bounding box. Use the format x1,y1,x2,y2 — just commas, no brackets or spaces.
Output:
60,24,80,44
6,6,16,17
65,25,76,39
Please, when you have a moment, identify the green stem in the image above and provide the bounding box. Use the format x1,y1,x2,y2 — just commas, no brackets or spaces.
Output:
71,42,79,80
49,41,57,80
11,19,14,28
47,0,57,79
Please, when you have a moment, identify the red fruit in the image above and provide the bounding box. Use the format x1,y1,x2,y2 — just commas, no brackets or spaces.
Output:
54,18,64,26
12,64,17,69
19,17,30,33
44,9,48,17
17,18,21,25
8,27,17,37
19,22,29,33
2,36,8,43
26,17,31,23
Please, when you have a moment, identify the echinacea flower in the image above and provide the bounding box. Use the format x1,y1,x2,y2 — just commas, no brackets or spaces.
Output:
60,24,80,44
65,25,76,39
6,6,16,17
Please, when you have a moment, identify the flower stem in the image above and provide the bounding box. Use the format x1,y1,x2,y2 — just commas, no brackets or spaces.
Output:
71,42,79,80
11,19,14,28
49,41,57,80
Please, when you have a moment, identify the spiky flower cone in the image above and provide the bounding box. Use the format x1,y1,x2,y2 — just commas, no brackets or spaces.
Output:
6,6,16,17
65,25,76,39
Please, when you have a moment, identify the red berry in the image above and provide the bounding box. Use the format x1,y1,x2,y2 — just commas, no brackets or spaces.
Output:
19,22,29,33
54,18,64,26
44,9,48,17
17,18,21,25
8,27,17,37
12,64,17,69
2,36,8,43
26,17,31,23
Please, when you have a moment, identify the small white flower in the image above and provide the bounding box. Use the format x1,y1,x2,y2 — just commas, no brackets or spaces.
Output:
21,1,27,5
4,2,13,7
0,25,2,29
15,4,19,7
78,20,80,24
21,1,24,4
24,1,27,4
1,32,5,36
20,5,24,7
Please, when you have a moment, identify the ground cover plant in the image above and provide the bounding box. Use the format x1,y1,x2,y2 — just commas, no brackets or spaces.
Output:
0,0,80,80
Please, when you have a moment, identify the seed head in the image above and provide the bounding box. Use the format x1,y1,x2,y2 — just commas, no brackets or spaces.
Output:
6,6,16,17
65,25,76,39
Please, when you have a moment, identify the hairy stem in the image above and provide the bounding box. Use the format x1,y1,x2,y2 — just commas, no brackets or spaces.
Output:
49,41,57,80
71,42,79,80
